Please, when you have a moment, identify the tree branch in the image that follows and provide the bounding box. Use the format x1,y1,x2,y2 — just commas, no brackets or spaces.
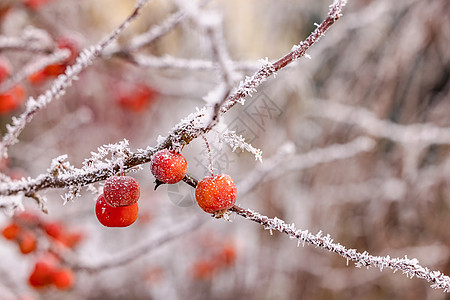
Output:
229,205,450,293
0,0,347,200
57,217,204,273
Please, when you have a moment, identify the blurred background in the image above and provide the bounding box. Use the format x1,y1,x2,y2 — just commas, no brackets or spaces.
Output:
0,0,450,299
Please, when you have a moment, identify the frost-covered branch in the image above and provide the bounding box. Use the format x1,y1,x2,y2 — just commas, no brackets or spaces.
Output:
219,0,346,114
0,0,346,203
219,129,263,162
0,34,54,54
159,0,347,150
0,0,152,158
229,205,450,293
0,139,148,198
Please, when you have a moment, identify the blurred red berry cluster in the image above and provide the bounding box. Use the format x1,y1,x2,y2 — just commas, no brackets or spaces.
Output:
28,255,74,290
2,212,83,253
1,212,83,290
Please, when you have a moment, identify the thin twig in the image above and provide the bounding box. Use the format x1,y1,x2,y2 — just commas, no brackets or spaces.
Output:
238,136,375,195
201,135,215,176
0,35,54,54
129,54,260,72
204,20,237,126
58,217,204,273
106,0,210,57
205,19,237,88
311,100,450,145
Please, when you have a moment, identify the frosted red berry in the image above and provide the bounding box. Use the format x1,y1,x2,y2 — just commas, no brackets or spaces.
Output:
95,194,138,227
151,149,187,184
103,175,140,207
195,174,237,213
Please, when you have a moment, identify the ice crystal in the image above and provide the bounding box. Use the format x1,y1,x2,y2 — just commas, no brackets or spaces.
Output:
219,129,263,162
62,184,81,205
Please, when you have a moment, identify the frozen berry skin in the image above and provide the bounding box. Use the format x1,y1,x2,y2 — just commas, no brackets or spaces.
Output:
103,175,140,207
95,194,138,228
151,149,187,184
195,174,237,213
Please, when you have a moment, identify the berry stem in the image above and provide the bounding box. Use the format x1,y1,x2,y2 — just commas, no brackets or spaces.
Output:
201,135,214,176
182,174,198,188
153,179,164,190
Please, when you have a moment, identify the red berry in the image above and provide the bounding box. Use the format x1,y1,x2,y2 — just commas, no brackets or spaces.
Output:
103,175,140,207
0,6,12,21
95,194,138,227
51,268,74,290
19,231,37,254
195,174,237,213
28,261,53,288
0,85,25,114
2,223,21,240
44,222,63,239
58,231,83,248
150,149,187,184
191,260,216,280
28,69,48,85
117,84,157,112
57,35,80,63
217,244,237,266
23,0,53,9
